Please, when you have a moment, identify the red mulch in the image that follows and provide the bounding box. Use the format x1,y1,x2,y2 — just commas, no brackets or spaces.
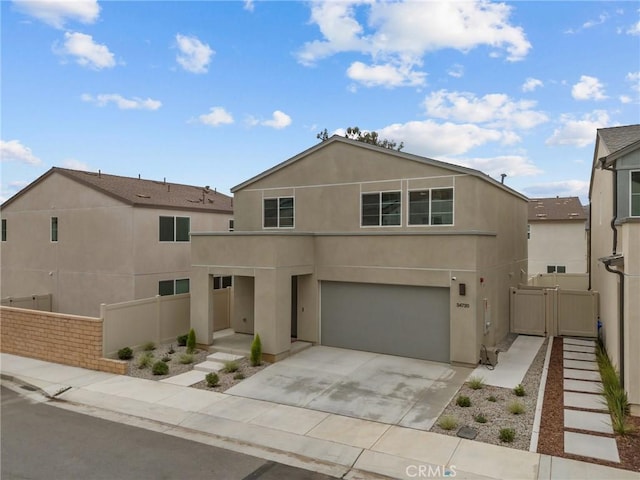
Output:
537,337,640,472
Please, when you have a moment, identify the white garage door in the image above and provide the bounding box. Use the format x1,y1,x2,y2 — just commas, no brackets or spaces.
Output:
320,281,450,362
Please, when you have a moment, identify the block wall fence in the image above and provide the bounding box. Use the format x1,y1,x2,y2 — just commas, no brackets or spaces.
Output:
0,306,127,375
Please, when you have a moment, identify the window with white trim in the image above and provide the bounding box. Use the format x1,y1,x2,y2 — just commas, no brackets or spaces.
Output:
159,216,190,242
547,265,566,273
361,191,401,226
632,171,640,217
159,278,190,296
408,188,453,225
213,276,233,289
263,197,294,228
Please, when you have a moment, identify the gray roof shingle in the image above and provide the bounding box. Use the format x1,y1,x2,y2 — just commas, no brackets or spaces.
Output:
598,124,640,154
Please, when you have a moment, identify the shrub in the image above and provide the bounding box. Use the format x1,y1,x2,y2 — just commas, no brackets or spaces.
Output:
508,401,525,415
596,340,635,435
161,356,171,362
137,352,153,369
250,334,262,367
468,376,485,390
142,341,156,352
513,384,526,397
186,328,196,354
233,372,245,380
152,361,169,375
487,395,497,402
223,360,240,373
499,428,516,443
438,415,458,431
117,347,133,360
206,372,219,388
177,334,188,347
179,353,194,364
456,395,471,407
474,412,488,423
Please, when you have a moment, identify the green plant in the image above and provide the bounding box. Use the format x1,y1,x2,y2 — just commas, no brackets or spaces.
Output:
117,347,133,360
508,401,525,415
438,415,458,431
177,334,188,347
186,328,196,354
487,395,497,402
250,334,262,367
474,412,488,423
499,428,515,443
513,384,526,397
223,360,240,373
179,353,194,364
596,340,635,435
206,372,219,387
456,395,471,407
233,372,245,380
468,376,485,390
152,360,169,375
137,352,153,369
142,341,156,352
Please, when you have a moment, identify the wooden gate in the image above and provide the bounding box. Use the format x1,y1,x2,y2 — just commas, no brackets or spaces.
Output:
510,286,598,337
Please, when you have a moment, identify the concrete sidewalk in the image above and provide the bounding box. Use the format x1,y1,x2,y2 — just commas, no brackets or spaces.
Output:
1,353,638,480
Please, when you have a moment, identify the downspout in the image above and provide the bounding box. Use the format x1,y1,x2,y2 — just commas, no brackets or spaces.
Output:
600,158,624,389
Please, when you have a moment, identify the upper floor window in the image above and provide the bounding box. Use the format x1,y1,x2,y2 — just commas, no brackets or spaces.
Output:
51,217,58,242
1,219,6,242
159,216,190,242
159,278,190,296
408,188,453,225
362,191,401,226
264,197,294,228
631,171,640,217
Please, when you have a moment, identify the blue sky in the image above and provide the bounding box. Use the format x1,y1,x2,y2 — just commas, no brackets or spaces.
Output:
2,0,639,204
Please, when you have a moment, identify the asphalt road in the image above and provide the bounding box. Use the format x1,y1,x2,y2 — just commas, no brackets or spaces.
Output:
1,385,334,480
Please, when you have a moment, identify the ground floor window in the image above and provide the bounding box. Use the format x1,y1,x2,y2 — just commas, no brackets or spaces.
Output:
547,265,566,273
213,276,233,289
159,278,190,296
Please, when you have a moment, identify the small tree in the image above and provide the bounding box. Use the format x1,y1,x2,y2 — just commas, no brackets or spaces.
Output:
250,334,262,367
186,328,196,354
317,126,404,151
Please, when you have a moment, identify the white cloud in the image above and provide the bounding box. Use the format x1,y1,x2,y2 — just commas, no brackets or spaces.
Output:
197,107,234,126
627,20,640,35
262,111,292,129
522,77,543,92
13,0,100,28
81,93,162,110
447,64,464,78
244,0,254,12
571,75,607,100
377,120,509,157
176,34,214,74
620,95,632,104
80,93,162,110
296,1,530,87
523,180,590,200
346,61,426,88
56,32,115,70
0,139,42,165
62,159,90,170
546,110,611,147
1,180,30,203
423,90,548,130
583,13,609,29
452,154,542,178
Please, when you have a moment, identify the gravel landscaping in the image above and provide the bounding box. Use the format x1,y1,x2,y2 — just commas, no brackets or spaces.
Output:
430,336,548,451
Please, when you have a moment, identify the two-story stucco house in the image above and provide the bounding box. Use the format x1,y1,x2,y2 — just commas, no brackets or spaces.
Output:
589,124,640,413
527,196,588,276
0,167,233,317
190,136,528,365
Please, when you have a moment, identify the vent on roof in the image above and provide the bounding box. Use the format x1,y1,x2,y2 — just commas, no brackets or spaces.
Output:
536,213,547,217
569,213,580,217
136,194,150,199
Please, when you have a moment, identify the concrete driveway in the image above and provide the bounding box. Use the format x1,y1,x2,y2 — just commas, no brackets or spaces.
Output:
226,346,472,430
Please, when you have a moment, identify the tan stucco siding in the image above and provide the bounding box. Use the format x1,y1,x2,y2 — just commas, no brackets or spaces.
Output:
622,223,640,405
528,222,587,275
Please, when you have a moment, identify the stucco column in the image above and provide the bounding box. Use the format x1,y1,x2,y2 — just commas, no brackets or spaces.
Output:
254,268,291,360
190,266,214,346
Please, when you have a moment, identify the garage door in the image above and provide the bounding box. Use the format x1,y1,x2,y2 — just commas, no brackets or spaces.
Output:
320,281,450,362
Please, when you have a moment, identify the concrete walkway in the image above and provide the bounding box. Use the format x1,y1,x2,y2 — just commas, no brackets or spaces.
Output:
562,338,620,463
2,353,638,480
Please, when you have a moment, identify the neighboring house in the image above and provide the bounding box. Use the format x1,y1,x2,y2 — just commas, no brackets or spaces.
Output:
589,124,640,412
0,168,233,317
190,136,528,365
527,196,587,276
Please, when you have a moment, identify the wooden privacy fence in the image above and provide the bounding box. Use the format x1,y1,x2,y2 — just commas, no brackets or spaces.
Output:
510,286,598,338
